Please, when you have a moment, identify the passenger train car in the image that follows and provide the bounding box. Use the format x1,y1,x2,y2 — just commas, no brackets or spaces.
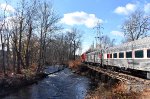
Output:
82,37,150,79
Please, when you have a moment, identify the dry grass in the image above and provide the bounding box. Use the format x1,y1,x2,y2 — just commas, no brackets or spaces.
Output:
111,82,141,99
85,81,150,99
140,88,150,99
0,63,38,79
68,58,82,69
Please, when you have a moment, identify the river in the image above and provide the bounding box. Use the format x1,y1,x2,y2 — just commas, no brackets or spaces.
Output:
2,65,147,99
2,66,90,99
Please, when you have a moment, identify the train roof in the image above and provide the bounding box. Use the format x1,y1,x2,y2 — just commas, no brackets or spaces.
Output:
106,37,150,53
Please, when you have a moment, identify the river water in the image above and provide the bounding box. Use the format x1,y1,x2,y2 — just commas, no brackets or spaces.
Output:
2,66,90,99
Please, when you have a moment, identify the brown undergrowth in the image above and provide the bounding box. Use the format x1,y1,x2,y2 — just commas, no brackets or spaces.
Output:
0,63,47,97
68,58,82,69
86,81,150,99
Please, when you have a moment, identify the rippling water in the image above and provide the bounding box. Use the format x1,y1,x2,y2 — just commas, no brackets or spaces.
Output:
2,66,90,99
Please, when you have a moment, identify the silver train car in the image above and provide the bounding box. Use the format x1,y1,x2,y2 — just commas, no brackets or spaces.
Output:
84,37,150,79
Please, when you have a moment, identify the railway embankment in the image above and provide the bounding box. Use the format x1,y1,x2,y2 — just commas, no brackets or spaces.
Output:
85,64,150,84
69,60,150,98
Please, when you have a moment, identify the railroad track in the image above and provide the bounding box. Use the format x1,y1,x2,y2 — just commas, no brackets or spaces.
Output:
84,64,150,85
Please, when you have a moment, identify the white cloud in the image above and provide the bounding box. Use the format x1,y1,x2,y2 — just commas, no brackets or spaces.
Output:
111,31,124,37
0,3,15,13
61,11,103,28
144,3,150,14
114,3,137,15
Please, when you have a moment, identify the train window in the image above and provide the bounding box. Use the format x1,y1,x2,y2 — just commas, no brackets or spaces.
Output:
113,53,117,58
135,50,143,58
119,52,124,58
107,54,110,58
126,51,132,58
110,54,112,58
107,54,112,58
147,49,150,58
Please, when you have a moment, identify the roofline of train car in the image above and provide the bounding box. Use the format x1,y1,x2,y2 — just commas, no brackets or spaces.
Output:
83,36,150,55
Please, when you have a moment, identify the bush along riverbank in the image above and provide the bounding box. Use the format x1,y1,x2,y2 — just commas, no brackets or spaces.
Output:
0,65,68,97
0,68,48,97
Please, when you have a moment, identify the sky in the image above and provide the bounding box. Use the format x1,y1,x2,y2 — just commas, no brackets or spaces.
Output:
0,0,150,53
52,0,150,53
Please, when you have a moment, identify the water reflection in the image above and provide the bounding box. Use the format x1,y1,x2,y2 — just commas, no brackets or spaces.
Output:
2,67,90,99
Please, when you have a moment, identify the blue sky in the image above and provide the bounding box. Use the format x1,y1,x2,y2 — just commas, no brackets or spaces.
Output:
0,0,150,53
52,0,150,53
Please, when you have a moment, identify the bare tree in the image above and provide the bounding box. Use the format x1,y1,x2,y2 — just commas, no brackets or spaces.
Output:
0,0,82,75
0,5,7,76
122,10,150,41
102,35,116,49
66,28,82,60
36,0,61,73
11,0,27,73
43,27,82,65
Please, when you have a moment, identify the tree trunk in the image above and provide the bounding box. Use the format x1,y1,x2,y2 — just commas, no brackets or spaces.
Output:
13,47,16,73
2,43,6,76
73,40,76,60
25,23,32,68
6,35,10,71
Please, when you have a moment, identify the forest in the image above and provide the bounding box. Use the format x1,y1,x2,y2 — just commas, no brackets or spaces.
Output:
0,0,81,76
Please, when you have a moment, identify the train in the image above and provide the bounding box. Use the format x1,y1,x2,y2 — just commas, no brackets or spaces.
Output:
81,37,150,79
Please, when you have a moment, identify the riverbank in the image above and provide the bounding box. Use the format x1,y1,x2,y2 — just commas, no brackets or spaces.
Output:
0,65,67,97
0,73,47,88
0,71,48,97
